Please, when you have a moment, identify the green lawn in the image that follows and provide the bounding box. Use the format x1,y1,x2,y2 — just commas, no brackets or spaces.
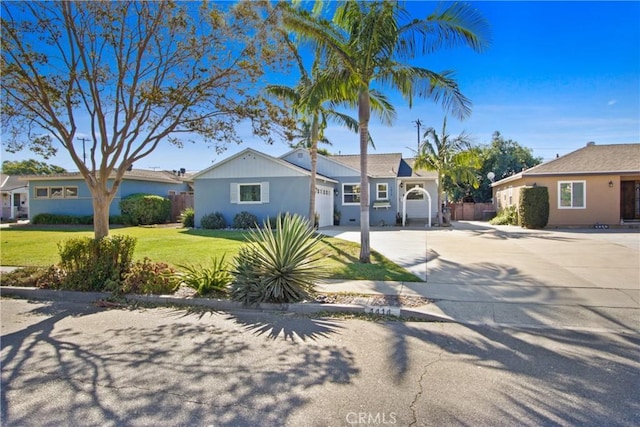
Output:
0,225,420,282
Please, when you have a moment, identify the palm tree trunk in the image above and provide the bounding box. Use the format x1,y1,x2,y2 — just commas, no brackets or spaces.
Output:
308,113,319,227
358,89,370,263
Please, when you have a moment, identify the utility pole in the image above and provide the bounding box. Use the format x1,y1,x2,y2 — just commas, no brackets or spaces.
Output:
413,119,423,152
76,137,90,164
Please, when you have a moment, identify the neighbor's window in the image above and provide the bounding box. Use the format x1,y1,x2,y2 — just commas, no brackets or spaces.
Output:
64,187,78,198
377,183,388,200
239,184,261,203
558,181,585,208
343,183,361,205
35,187,49,198
406,183,424,200
50,187,64,198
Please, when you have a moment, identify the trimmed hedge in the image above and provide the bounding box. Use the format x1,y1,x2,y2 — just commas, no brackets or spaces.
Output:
31,213,126,225
119,193,171,225
519,186,549,229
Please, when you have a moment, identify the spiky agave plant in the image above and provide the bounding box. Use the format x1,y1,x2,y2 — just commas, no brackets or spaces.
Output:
230,213,325,304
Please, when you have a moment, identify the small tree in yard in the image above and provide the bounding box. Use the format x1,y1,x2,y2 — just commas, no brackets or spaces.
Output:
1,1,295,239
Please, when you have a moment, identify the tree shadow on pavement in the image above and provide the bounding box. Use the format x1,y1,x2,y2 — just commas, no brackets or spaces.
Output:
1,299,358,427
383,320,640,426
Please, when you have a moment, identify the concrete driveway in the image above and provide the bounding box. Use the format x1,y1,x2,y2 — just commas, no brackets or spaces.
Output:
321,222,640,331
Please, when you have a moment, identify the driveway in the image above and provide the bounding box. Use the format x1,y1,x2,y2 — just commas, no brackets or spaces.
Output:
321,222,640,331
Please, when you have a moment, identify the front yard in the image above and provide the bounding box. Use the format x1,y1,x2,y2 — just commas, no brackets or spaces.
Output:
0,225,420,282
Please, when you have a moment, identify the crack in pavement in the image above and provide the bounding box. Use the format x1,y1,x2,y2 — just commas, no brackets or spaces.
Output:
408,351,444,426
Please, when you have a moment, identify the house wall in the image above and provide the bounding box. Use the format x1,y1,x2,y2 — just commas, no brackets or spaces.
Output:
282,149,360,178
194,176,312,228
493,174,623,226
29,178,187,219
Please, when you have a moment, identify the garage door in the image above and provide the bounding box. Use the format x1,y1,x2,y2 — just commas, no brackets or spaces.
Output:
315,184,334,227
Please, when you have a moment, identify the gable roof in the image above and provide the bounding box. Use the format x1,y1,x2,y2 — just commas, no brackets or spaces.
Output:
191,148,337,182
492,143,640,186
330,153,403,178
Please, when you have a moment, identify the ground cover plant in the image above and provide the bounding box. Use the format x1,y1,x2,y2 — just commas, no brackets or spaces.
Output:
0,225,419,282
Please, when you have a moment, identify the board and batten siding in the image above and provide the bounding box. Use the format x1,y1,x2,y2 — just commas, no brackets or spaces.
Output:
197,151,308,180
282,149,360,179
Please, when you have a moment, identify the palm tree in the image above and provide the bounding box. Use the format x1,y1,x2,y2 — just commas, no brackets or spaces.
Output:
266,35,360,226
285,1,490,262
413,117,481,225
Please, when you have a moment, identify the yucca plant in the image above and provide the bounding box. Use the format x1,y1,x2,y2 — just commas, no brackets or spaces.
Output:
230,213,325,304
178,255,232,296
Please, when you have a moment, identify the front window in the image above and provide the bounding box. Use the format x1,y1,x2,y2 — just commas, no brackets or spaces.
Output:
343,184,361,205
406,183,424,200
64,187,78,198
50,187,64,198
239,184,261,203
35,187,49,198
376,183,388,200
558,181,585,208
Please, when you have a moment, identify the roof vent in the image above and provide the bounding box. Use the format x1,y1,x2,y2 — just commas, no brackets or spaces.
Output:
586,141,596,147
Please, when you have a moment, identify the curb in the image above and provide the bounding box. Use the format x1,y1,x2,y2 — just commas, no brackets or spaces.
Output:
0,286,453,323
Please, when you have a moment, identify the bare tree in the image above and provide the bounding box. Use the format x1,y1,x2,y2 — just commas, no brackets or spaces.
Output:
1,0,295,238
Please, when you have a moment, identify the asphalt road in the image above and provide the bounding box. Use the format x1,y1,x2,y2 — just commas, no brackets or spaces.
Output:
2,298,638,426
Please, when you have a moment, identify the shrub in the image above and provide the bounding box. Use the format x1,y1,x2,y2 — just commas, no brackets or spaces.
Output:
230,213,325,304
233,211,258,229
31,213,93,225
200,212,226,229
119,193,171,225
57,235,136,291
178,255,232,296
489,206,519,226
181,208,195,228
519,186,549,229
121,258,178,295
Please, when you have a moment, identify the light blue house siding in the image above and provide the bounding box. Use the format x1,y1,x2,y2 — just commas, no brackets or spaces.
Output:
192,148,337,228
333,177,397,226
194,176,311,227
28,174,188,218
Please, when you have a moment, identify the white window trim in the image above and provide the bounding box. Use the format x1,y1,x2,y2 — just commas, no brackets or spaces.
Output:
342,183,361,206
558,180,586,209
376,183,389,201
34,187,49,199
238,183,263,204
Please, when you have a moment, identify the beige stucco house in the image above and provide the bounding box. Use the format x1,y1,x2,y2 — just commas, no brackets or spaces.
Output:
491,142,640,227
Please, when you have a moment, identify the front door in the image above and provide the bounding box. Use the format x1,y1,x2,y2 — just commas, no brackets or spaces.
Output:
620,181,640,220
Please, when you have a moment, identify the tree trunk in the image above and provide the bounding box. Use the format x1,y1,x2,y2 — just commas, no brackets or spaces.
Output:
437,173,444,225
358,89,371,263
92,190,112,239
308,113,319,228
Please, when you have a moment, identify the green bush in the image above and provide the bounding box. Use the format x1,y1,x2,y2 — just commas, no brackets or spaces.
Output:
30,213,126,225
57,235,136,291
519,186,549,229
489,206,519,226
233,211,258,229
178,255,232,296
121,258,178,295
181,208,195,228
200,212,226,229
230,213,325,304
119,193,171,225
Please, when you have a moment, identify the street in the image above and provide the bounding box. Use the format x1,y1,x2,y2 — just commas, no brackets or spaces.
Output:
2,298,638,426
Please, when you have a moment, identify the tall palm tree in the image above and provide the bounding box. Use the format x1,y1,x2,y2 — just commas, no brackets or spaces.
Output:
285,1,490,262
413,116,481,225
266,35,360,226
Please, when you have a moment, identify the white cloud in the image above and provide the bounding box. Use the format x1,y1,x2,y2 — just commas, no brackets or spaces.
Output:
608,99,618,106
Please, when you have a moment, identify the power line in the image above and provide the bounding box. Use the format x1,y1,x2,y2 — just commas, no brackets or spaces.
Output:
412,119,423,152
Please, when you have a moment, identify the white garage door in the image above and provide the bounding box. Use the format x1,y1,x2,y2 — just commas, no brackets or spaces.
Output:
315,184,334,227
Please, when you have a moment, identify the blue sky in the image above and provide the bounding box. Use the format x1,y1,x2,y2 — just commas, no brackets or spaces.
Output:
2,1,639,172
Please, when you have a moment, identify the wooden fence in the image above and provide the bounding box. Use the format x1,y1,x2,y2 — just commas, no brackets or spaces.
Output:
168,193,194,222
448,202,496,221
